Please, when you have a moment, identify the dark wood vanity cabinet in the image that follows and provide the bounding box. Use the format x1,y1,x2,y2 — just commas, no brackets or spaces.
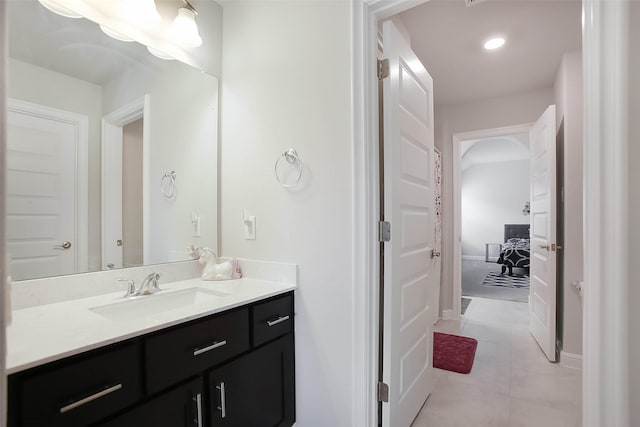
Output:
9,343,142,427
99,377,204,427
209,334,295,427
145,308,250,395
8,291,295,427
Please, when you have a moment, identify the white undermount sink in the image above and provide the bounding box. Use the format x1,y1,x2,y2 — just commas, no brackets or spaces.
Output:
89,287,232,321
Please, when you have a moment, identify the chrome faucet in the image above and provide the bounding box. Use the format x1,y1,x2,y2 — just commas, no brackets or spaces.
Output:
118,278,137,298
136,272,162,295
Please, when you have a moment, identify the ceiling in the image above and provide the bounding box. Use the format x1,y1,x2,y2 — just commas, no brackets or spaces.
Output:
461,133,529,171
398,0,582,106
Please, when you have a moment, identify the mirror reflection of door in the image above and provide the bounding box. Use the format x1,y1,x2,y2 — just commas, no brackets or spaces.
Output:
6,100,88,280
122,119,144,268
101,98,147,271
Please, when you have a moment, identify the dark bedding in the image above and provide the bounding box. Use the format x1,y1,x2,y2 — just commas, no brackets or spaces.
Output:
497,238,530,274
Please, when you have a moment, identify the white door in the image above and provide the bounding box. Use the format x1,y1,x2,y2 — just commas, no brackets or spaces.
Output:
102,97,147,270
6,100,87,280
382,20,437,427
529,105,557,362
102,120,124,270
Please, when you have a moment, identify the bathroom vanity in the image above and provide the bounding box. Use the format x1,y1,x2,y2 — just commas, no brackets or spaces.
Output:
6,277,296,427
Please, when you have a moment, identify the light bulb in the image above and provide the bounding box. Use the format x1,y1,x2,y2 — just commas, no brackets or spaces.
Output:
170,7,203,48
38,0,82,18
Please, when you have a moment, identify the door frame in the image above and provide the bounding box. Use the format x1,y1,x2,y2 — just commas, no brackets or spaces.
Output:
581,0,629,425
101,95,150,268
449,123,533,320
353,0,630,426
7,97,89,274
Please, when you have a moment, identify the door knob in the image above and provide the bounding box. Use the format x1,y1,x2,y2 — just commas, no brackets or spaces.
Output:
430,249,441,259
53,241,72,250
539,244,560,251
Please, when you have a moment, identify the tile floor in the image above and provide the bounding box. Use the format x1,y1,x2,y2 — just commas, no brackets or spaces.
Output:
412,297,582,427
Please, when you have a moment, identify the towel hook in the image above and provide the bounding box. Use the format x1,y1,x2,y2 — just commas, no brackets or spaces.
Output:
161,171,177,198
275,148,303,188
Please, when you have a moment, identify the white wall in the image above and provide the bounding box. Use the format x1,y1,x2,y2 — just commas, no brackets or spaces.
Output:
7,58,103,271
219,2,353,425
0,3,7,423
628,2,640,424
436,88,554,314
461,159,530,258
553,50,583,356
103,60,219,264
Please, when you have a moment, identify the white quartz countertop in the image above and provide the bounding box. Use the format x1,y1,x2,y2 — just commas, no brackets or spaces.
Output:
7,278,296,375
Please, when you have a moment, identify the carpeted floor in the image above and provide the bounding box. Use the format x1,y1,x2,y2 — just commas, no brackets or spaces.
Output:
462,259,529,303
482,271,529,288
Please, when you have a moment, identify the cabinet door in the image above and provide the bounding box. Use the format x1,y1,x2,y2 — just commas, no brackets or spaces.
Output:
99,378,204,427
208,335,295,427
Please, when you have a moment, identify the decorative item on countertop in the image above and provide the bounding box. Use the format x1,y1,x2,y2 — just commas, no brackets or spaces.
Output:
274,148,303,188
522,201,530,216
188,245,242,281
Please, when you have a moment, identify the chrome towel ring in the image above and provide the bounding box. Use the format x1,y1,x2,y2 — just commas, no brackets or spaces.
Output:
275,148,303,188
161,171,177,198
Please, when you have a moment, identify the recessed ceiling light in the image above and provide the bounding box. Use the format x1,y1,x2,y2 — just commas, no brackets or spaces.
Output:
483,37,506,51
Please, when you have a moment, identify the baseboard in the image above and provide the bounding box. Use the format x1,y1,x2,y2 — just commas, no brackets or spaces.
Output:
461,255,485,261
559,351,582,370
441,309,456,320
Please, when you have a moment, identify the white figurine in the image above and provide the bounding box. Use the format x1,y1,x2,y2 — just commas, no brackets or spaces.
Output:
196,247,241,281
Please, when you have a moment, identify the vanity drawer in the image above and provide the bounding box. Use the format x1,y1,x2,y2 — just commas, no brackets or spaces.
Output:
145,308,250,394
252,293,293,347
15,343,141,427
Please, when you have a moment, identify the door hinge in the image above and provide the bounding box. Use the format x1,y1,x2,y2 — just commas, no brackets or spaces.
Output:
378,221,391,242
377,382,389,402
377,58,389,80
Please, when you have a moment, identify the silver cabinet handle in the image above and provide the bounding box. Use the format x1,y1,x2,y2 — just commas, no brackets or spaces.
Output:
53,241,72,250
216,381,227,419
193,340,226,356
59,383,122,414
193,393,203,427
267,315,290,327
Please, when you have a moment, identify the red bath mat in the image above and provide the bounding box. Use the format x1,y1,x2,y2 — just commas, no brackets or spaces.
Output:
433,332,478,374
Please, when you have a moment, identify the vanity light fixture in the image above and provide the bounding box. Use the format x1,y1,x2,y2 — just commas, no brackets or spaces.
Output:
170,0,203,48
483,37,506,50
121,0,161,26
37,0,82,18
147,46,175,61
99,24,135,42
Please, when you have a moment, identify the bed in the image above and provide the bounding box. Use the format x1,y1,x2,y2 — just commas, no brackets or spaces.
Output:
497,224,530,275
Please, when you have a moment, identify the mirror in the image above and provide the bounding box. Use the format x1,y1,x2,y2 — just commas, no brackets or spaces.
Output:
6,0,219,281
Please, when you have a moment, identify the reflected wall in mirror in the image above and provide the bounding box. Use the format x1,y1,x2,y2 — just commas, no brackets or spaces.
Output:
6,0,219,281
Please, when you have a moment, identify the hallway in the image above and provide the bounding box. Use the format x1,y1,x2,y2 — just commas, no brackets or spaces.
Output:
413,298,581,426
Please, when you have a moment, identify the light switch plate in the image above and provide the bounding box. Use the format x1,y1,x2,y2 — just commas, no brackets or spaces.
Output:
243,210,256,240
